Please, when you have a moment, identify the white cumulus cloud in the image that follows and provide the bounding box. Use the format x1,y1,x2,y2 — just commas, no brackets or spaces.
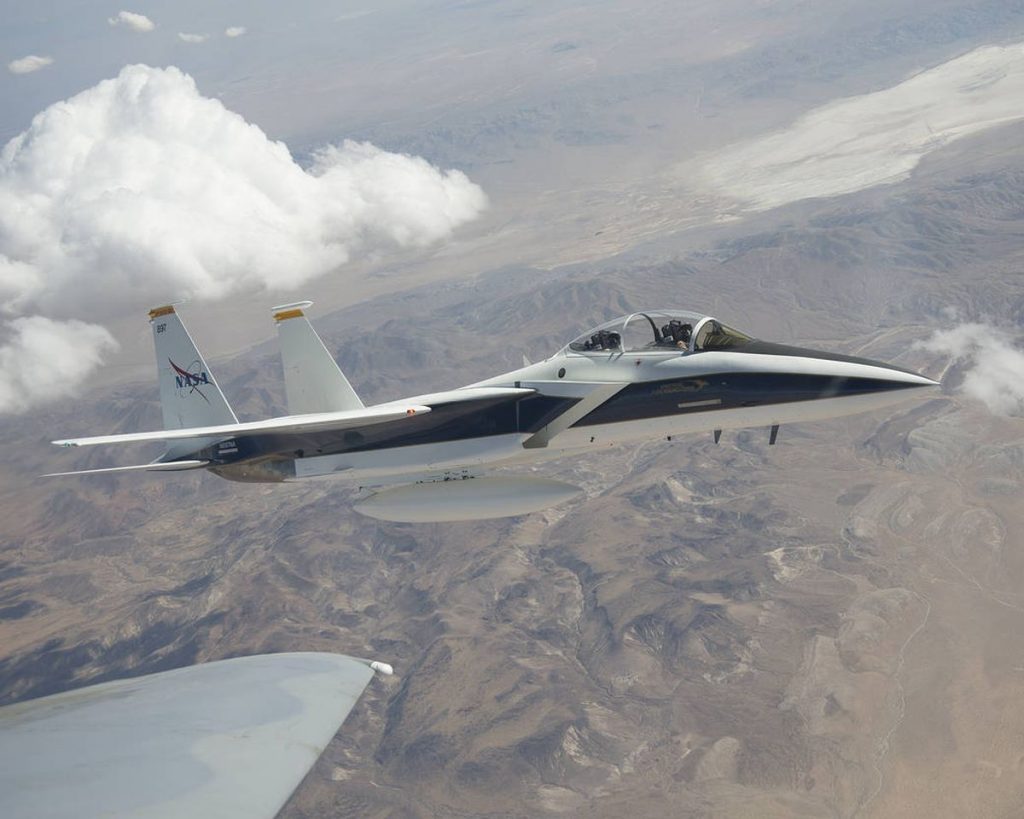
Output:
0,317,117,413
8,55,54,75
917,323,1024,417
108,10,155,32
0,64,486,413
224,26,246,38
178,32,208,44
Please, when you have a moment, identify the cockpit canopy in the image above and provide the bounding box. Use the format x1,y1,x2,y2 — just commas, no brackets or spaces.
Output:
564,310,752,355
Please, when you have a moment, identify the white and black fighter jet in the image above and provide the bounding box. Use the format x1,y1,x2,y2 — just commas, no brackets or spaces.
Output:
48,304,938,521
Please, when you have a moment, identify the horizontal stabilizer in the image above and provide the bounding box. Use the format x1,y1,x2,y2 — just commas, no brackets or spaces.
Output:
52,405,431,448
43,460,208,478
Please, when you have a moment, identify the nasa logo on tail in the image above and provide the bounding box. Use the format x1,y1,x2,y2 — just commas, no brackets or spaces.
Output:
169,358,211,403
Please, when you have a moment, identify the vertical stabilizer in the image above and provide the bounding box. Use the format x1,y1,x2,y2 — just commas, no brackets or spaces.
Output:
274,302,364,414
149,305,238,431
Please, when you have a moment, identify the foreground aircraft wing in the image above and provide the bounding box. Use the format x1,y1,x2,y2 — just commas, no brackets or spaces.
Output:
52,404,432,448
0,652,386,819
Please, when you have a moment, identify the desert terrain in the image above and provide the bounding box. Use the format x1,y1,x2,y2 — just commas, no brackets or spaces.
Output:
2,2,1024,817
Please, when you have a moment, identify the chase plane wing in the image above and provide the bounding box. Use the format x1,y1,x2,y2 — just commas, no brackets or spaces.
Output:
0,652,387,819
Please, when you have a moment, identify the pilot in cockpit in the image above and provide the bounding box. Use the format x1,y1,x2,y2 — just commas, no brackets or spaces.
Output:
661,320,692,349
583,330,622,351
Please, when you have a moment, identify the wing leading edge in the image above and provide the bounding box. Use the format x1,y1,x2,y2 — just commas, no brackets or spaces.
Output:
50,388,536,451
0,652,386,819
52,405,432,448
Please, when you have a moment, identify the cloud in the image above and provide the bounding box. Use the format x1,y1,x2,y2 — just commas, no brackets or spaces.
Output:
224,26,246,38
0,317,117,413
108,11,155,32
0,64,486,413
917,323,1024,416
178,33,208,44
8,55,54,75
691,42,1024,212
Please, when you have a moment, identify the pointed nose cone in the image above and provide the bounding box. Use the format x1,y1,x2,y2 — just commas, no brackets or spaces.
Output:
896,371,940,388
855,362,941,410
793,345,941,408
745,340,940,390
851,361,941,415
856,360,940,390
733,340,940,417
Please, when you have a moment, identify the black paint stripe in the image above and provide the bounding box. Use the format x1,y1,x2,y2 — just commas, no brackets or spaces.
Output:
572,372,921,427
210,370,920,465
212,394,579,463
722,341,924,377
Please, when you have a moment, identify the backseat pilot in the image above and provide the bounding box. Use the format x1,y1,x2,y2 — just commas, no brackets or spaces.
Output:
661,320,692,349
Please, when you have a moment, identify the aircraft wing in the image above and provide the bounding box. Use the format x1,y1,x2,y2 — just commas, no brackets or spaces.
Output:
0,652,384,819
52,404,433,448
377,386,535,410
51,388,536,450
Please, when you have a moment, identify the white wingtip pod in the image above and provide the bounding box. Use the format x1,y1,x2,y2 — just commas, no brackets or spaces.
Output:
369,661,394,676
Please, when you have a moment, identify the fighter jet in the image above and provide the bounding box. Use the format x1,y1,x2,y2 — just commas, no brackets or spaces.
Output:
47,304,938,521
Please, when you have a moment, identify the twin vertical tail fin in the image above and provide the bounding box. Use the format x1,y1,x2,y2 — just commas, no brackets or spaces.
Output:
273,302,364,414
152,301,360,423
47,302,365,477
149,305,237,457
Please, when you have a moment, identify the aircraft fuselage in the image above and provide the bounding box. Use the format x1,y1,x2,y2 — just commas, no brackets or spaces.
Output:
207,340,936,485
